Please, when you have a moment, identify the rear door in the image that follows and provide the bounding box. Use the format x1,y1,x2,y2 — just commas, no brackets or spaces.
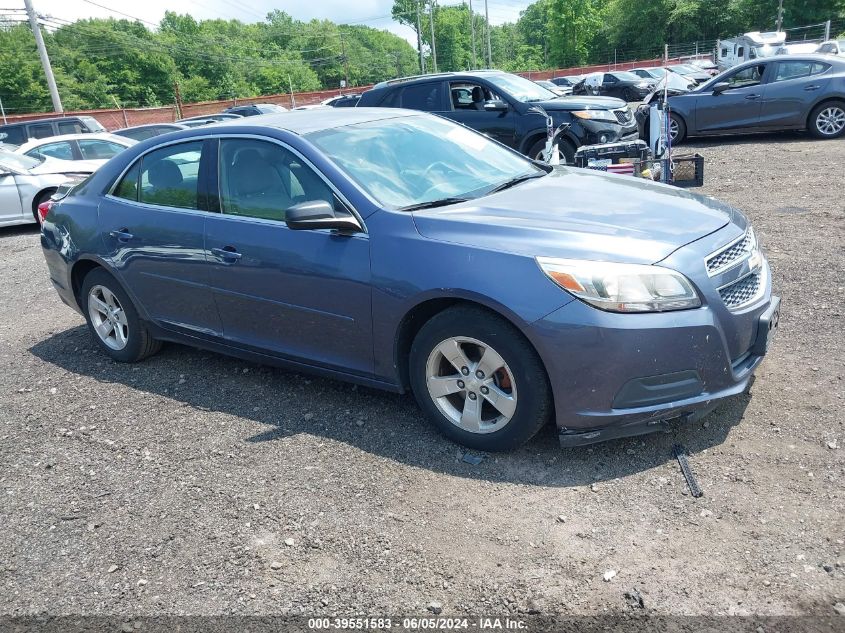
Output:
692,63,769,133
0,169,23,224
759,60,832,128
203,137,373,374
100,139,222,336
440,80,517,148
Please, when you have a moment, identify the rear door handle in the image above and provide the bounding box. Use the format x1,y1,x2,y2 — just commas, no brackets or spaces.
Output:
109,229,133,242
745,94,760,100
804,85,821,91
211,246,242,262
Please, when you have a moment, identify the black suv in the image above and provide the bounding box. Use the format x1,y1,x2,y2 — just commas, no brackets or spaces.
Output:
356,70,638,162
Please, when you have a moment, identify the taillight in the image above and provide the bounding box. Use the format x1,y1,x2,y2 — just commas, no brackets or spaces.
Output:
37,200,54,224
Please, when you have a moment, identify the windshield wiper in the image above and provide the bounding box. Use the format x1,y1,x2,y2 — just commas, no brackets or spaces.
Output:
486,171,546,194
398,197,469,211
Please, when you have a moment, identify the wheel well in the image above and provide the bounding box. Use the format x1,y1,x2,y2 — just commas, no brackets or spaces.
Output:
522,132,546,155
31,187,57,218
807,98,845,128
70,260,103,308
394,298,548,391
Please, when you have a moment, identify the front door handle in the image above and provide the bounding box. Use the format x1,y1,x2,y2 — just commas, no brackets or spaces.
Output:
109,229,133,243
211,246,242,263
804,85,821,91
745,94,761,100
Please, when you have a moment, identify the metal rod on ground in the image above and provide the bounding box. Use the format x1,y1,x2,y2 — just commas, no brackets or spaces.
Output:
429,0,437,73
416,0,425,73
23,0,62,113
673,444,703,498
484,0,492,67
469,0,476,70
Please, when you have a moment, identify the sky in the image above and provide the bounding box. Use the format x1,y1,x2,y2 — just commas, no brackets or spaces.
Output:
21,0,535,45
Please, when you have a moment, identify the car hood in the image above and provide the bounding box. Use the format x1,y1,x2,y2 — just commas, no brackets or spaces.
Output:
533,95,627,111
28,157,101,175
412,168,744,265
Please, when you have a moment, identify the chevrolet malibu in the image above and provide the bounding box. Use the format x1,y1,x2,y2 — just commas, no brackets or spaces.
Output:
40,110,779,451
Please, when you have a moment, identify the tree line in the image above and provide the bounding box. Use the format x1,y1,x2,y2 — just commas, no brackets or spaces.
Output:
1,1,843,115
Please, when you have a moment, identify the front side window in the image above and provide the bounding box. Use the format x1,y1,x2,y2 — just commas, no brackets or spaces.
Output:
58,120,84,135
78,139,126,160
136,141,203,209
27,141,73,161
218,138,334,222
449,82,500,111
307,114,543,209
400,83,445,111
724,64,766,89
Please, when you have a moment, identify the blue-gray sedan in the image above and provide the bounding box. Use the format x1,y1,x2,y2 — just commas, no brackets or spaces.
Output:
40,109,779,451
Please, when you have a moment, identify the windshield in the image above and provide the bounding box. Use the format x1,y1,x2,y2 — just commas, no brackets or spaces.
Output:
752,44,777,58
0,149,42,172
307,114,543,209
484,73,557,102
613,72,643,82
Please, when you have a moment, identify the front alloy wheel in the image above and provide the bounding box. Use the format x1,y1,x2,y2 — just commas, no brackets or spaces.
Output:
425,336,517,434
409,305,552,451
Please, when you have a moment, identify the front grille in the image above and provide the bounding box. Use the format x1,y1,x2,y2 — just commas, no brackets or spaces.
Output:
719,271,762,309
614,108,633,124
706,230,754,276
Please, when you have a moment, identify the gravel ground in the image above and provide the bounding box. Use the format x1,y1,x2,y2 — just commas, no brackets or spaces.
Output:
0,132,843,622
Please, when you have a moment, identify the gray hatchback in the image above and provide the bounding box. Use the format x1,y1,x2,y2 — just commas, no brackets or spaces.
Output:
667,55,845,142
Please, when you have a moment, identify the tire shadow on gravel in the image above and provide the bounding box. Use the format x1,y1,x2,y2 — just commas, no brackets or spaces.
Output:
30,325,750,488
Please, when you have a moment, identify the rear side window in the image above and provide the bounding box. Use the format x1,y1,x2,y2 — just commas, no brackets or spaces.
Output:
78,139,125,160
58,120,84,135
112,141,202,209
27,141,73,161
774,61,830,82
0,126,27,145
28,123,54,139
399,83,445,111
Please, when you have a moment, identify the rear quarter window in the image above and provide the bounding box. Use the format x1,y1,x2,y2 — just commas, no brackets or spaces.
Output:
399,83,445,111
0,126,27,145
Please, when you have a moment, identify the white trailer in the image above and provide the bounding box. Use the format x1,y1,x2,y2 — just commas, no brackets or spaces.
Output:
716,31,786,70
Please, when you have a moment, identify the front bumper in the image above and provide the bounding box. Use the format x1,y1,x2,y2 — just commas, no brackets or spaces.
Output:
526,242,778,447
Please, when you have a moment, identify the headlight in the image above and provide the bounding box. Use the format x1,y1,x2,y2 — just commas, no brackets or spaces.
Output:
571,110,617,122
536,257,701,312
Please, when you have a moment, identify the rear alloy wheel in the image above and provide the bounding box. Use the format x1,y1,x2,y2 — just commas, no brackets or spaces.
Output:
81,268,161,363
809,101,845,139
409,306,552,451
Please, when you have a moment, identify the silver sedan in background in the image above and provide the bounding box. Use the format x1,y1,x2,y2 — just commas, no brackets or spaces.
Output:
0,150,90,228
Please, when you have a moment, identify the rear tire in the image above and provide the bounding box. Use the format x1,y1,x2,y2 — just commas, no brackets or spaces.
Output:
808,100,845,139
32,189,55,224
409,305,552,452
80,268,161,363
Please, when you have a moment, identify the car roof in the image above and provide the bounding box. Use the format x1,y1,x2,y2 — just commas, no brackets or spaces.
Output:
210,108,423,135
372,69,507,89
17,132,132,151
0,115,92,128
120,123,185,130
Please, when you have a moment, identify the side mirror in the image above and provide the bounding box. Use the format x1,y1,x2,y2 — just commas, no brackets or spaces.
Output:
712,82,730,95
483,99,509,112
285,200,362,233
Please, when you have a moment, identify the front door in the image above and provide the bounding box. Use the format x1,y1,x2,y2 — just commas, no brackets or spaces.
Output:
693,63,769,133
99,139,222,336
204,137,373,375
0,172,24,225
441,81,517,148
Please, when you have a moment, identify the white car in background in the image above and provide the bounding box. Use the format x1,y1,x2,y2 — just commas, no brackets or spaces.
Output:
15,133,136,169
0,150,90,228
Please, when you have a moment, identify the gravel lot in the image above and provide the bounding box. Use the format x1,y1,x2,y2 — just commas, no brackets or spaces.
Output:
1,132,843,623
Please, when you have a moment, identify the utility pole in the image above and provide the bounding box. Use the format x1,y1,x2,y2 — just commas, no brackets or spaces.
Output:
484,0,492,68
0,96,6,124
395,51,402,77
824,20,831,41
776,0,784,32
340,31,350,89
416,1,425,73
288,75,295,108
23,0,62,113
468,0,477,69
429,0,437,73
173,81,183,120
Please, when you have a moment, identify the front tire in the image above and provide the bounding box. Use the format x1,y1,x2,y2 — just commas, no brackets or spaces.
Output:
80,268,161,363
809,101,845,139
409,306,552,452
528,137,575,165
